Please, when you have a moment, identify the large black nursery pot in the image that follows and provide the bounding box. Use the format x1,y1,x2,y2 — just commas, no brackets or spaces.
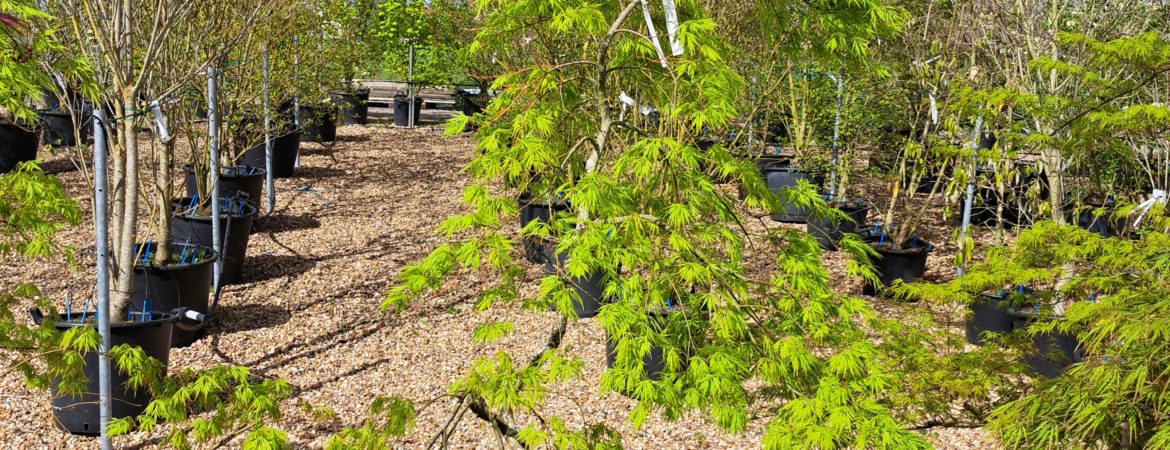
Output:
39,310,178,435
604,310,680,385
965,292,1016,345
183,165,266,205
299,104,338,143
393,95,424,127
331,88,370,125
763,162,814,223
806,200,869,251
0,121,39,173
862,235,933,296
456,89,486,117
241,129,301,178
736,154,789,200
517,193,571,263
131,242,217,347
1011,309,1084,377
171,197,257,285
38,110,88,147
541,248,606,319
1070,201,1119,238
971,163,1048,228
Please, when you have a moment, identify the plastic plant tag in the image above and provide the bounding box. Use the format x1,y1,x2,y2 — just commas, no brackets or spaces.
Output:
662,0,683,56
150,100,173,143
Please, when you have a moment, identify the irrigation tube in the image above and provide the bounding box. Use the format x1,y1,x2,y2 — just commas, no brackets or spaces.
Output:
207,68,223,289
92,109,112,450
263,46,275,215
958,116,984,277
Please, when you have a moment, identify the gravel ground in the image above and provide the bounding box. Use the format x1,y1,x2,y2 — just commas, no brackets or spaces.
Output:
1,112,1000,449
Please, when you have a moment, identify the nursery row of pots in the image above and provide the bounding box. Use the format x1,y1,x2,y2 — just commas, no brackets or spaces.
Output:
44,169,269,434
36,88,389,434
36,79,416,430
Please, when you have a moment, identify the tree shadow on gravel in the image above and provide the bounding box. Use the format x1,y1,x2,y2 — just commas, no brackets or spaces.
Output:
291,357,392,396
252,213,321,233
240,254,316,283
298,144,338,157
211,315,388,373
293,166,348,179
334,134,369,143
207,303,292,335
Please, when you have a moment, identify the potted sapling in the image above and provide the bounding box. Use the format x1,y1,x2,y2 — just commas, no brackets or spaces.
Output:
864,56,966,295
764,69,833,223
805,71,874,251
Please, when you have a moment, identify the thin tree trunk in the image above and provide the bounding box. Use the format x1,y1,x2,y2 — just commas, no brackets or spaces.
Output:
154,138,174,263
112,90,139,318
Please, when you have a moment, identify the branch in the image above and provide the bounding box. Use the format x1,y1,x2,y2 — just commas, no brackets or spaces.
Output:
528,315,568,367
467,399,526,448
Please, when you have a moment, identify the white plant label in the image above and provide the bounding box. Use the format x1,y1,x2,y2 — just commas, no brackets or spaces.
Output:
150,101,172,144
662,0,683,56
640,0,670,69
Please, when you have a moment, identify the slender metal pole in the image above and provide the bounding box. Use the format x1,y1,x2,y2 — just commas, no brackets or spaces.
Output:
293,36,301,169
958,116,984,277
93,109,112,450
263,46,275,215
207,68,223,289
829,71,844,200
408,44,416,129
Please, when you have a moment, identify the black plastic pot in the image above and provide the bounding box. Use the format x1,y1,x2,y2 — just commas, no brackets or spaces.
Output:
0,121,39,173
965,293,1015,345
862,236,933,296
456,90,486,117
1072,203,1117,238
40,311,177,435
394,96,424,127
736,154,789,200
241,131,301,178
541,248,606,318
171,197,257,285
806,201,869,251
131,242,217,347
971,163,1048,228
299,105,338,143
183,165,266,204
517,193,571,263
38,110,88,147
1011,310,1084,377
605,331,666,381
331,88,370,125
763,163,814,223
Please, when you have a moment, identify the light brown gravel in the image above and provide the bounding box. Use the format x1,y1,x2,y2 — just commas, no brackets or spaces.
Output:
1,110,1000,449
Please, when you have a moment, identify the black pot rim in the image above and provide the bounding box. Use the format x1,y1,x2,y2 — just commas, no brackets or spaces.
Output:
760,161,805,173
172,196,259,219
37,110,76,118
865,236,934,255
0,120,40,132
133,242,219,271
1007,308,1062,321
48,311,177,328
183,164,268,178
827,198,871,212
